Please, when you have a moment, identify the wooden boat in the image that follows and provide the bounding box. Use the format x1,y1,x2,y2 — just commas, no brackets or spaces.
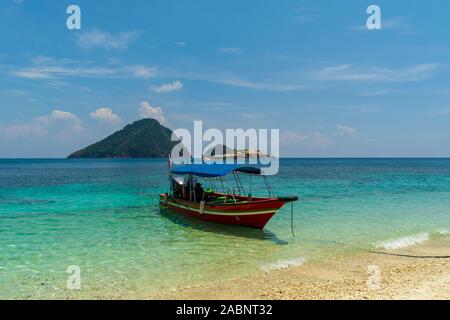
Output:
159,164,297,229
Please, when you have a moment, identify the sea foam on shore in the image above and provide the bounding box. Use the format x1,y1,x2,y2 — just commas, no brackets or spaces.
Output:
259,257,307,273
375,233,429,250
436,229,449,235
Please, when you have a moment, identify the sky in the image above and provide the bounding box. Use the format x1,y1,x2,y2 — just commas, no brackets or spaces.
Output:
1,0,450,157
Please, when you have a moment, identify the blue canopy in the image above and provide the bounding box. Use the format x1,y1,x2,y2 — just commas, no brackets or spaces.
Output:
171,164,261,178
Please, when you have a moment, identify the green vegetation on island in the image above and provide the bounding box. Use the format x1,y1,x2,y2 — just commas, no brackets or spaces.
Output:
68,118,177,158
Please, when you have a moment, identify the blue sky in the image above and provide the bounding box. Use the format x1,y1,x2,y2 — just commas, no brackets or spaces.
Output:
1,0,450,157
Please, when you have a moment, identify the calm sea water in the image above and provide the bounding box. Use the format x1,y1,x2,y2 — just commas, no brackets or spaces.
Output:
1,158,449,299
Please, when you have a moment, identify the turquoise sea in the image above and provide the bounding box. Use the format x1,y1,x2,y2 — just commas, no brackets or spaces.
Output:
1,158,449,299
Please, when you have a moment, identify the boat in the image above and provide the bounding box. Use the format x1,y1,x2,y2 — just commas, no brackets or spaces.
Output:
159,163,298,229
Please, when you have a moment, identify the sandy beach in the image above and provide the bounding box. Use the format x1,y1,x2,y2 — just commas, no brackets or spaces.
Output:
148,237,450,300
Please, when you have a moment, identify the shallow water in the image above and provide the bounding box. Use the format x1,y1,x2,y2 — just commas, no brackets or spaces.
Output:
0,158,449,298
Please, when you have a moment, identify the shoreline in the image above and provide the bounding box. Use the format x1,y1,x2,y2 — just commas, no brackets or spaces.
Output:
146,237,450,300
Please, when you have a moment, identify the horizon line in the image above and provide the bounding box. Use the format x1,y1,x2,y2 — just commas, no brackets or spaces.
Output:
2,157,450,160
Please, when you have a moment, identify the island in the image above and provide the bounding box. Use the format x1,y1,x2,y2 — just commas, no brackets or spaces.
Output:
67,118,177,158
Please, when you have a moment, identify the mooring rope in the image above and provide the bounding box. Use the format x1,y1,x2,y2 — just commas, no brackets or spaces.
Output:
318,238,450,259
366,250,450,259
288,207,449,259
290,202,295,238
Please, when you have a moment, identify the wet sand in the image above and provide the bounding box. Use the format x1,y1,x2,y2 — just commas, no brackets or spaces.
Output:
147,237,450,300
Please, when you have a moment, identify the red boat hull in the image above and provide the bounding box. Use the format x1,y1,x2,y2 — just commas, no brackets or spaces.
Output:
159,194,286,229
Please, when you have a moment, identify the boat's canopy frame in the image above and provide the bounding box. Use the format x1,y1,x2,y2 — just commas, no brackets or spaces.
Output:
169,164,275,202
170,164,262,178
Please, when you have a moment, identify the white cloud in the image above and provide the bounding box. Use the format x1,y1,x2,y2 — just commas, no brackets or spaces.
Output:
151,80,183,93
36,110,82,130
13,66,116,80
172,69,310,92
0,123,47,139
138,101,166,124
12,56,155,80
0,110,83,139
352,17,412,33
174,41,186,47
212,76,308,92
90,108,122,125
264,53,291,60
336,125,356,136
31,56,78,66
123,65,156,79
281,131,333,147
75,29,141,50
0,89,28,97
382,17,412,30
358,90,397,97
13,69,52,80
169,60,438,93
314,63,440,82
218,47,243,54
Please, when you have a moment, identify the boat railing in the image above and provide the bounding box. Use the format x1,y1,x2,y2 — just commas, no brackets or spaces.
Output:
169,165,277,202
263,175,275,198
232,172,245,195
229,188,237,203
